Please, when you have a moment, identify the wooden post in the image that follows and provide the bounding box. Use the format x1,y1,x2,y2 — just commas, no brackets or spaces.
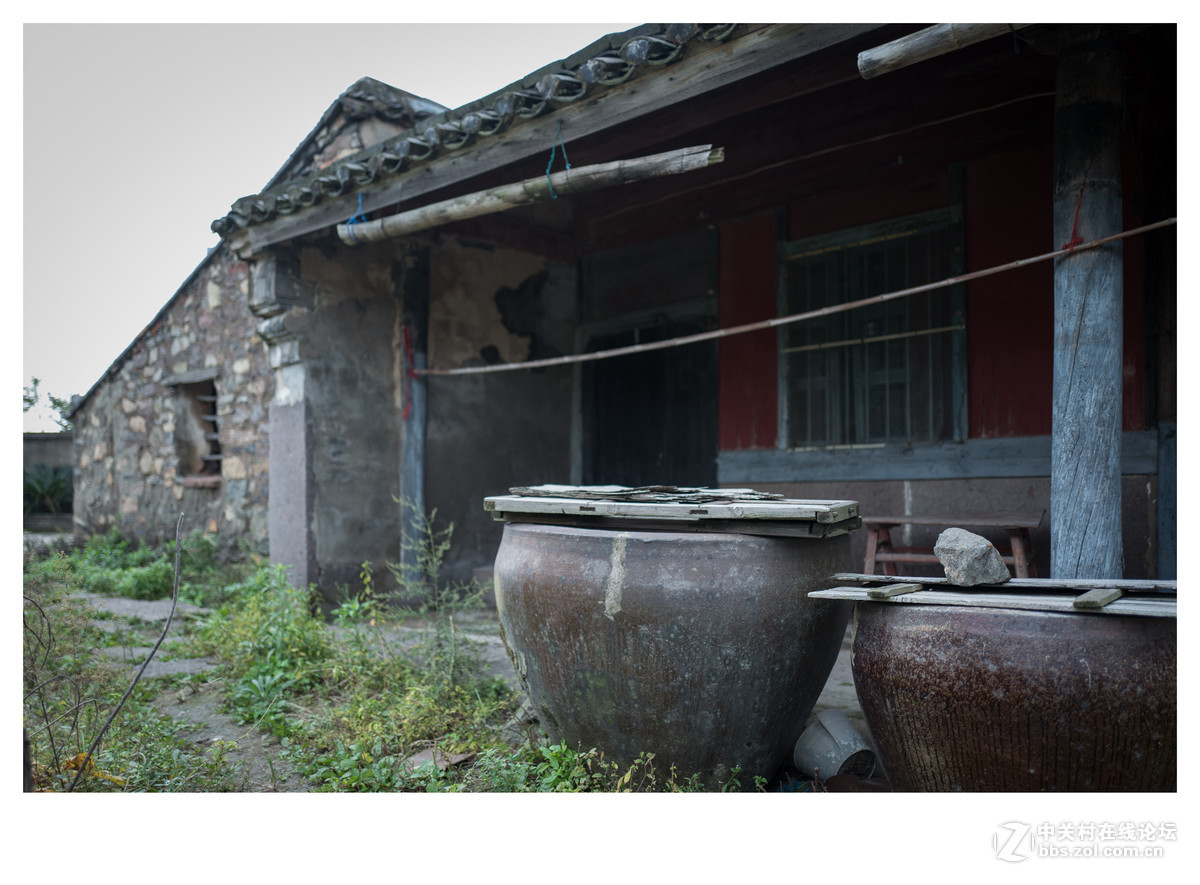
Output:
1051,26,1124,579
398,248,429,587
1157,422,1176,579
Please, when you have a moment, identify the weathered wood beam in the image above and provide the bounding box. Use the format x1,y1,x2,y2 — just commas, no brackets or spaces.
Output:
337,145,724,244
1051,26,1124,579
857,24,1029,79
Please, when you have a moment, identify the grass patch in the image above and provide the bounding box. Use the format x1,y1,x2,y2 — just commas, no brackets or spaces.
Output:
25,527,251,605
25,521,765,793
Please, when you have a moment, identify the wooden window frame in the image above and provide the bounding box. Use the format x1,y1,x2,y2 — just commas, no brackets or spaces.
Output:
165,369,222,487
777,206,968,451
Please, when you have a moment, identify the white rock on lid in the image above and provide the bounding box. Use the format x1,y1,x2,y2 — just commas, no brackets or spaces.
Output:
934,527,1011,586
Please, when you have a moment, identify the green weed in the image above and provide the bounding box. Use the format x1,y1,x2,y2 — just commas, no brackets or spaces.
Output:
198,566,330,736
26,527,245,604
387,503,488,694
22,565,242,792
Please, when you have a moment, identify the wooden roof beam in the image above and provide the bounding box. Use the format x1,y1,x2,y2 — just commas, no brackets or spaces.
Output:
858,24,1030,79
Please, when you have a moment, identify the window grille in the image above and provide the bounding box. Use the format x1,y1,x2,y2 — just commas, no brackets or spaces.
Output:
780,207,966,448
175,379,222,477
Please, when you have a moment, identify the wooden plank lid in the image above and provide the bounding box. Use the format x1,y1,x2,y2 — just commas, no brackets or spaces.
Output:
484,485,860,537
810,573,1176,618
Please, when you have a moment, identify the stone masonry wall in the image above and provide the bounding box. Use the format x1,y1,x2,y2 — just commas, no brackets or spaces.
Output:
73,245,272,554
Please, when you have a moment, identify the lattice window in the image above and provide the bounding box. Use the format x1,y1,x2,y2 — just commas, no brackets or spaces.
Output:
780,207,966,448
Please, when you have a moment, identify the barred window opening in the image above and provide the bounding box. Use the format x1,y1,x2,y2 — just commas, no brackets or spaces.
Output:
176,379,221,477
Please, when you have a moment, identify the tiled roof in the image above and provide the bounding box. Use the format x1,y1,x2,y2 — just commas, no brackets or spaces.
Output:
210,24,739,237
261,77,447,191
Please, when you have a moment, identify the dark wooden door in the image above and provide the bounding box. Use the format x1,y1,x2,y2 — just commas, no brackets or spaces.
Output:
584,323,718,487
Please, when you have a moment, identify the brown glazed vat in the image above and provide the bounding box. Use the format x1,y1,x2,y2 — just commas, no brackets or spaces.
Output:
493,522,852,788
852,603,1177,791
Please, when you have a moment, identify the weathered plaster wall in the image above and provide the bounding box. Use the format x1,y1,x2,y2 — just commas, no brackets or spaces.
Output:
426,239,576,583
286,239,408,595
255,234,575,598
73,247,271,552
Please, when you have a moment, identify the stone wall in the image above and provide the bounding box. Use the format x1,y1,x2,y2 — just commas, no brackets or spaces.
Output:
72,244,272,553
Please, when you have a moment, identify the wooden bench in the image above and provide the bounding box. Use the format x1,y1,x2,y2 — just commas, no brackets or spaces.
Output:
863,512,1044,579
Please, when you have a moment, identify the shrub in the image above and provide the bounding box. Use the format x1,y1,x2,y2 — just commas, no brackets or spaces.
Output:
24,464,73,514
33,527,239,604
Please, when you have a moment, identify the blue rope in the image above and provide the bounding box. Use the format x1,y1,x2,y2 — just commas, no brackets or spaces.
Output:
344,193,366,244
545,120,571,199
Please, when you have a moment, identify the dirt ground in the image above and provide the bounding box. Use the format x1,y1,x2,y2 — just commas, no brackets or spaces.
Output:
78,590,519,791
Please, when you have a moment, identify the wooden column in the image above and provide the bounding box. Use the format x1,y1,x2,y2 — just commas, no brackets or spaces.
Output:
1051,26,1124,578
398,248,430,585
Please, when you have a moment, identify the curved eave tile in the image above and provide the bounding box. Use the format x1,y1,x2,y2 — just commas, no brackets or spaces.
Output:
211,24,739,237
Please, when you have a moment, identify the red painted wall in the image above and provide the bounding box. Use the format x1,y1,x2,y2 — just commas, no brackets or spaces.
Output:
717,146,1148,449
717,213,778,450
965,143,1146,437
964,145,1055,438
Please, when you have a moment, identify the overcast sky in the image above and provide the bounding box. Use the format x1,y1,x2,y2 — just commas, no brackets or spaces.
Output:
19,19,637,431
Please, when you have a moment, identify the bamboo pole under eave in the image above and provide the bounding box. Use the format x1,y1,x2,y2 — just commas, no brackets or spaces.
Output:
336,144,725,245
858,24,1030,79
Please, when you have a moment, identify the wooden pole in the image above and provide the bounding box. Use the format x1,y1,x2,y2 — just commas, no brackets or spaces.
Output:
857,24,1029,79
398,249,429,586
337,145,724,244
1051,26,1124,579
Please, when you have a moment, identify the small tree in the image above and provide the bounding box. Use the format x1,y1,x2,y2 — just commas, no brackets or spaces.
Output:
23,377,74,431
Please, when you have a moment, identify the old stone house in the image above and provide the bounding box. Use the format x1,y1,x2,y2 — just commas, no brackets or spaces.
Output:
69,78,446,557
70,244,271,552
75,24,1176,597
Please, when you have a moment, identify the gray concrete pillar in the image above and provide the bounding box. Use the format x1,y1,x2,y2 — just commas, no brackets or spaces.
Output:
252,252,317,589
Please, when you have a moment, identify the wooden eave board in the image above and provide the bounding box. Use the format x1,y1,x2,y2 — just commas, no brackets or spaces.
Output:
485,495,859,524
810,587,1176,618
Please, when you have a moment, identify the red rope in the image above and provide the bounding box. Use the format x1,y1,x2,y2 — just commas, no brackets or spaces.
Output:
1062,180,1087,252
402,323,416,419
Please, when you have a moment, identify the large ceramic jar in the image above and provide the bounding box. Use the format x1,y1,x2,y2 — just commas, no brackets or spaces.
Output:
852,602,1176,791
487,488,859,789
